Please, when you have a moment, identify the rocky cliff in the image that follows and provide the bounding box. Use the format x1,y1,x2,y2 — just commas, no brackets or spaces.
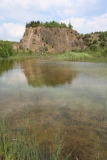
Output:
19,27,85,53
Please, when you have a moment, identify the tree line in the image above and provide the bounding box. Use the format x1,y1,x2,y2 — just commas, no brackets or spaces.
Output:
0,40,16,58
26,21,73,29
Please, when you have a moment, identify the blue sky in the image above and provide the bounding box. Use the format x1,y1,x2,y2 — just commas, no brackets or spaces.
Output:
0,0,107,41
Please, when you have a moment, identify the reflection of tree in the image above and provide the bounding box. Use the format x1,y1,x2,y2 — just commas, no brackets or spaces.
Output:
0,60,14,76
21,60,77,87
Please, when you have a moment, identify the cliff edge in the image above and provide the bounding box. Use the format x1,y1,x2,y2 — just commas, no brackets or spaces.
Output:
19,27,85,53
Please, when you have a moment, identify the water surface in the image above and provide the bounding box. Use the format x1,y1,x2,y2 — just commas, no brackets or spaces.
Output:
0,59,107,159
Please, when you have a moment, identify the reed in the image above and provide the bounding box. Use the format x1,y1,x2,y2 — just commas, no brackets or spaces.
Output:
57,52,92,61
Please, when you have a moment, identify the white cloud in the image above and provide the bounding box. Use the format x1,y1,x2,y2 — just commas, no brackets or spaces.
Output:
0,0,98,13
0,0,107,41
0,0,33,10
1,69,27,85
61,11,107,33
0,0,102,24
0,23,25,41
86,12,107,32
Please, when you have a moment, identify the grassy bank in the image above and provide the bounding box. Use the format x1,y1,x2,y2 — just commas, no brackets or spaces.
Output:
1,50,107,63
34,51,107,63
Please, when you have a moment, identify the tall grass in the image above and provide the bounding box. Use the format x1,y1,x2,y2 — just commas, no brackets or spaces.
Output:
56,52,92,61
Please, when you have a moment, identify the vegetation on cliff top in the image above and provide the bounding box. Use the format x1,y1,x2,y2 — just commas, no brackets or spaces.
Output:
26,20,73,29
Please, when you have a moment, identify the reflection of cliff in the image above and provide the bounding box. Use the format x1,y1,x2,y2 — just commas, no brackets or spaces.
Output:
0,60,14,76
21,60,77,87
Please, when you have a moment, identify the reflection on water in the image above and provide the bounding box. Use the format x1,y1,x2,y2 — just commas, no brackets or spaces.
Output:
0,59,107,159
0,59,14,76
22,60,77,87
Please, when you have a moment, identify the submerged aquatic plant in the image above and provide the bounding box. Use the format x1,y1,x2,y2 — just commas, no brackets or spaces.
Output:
0,118,73,160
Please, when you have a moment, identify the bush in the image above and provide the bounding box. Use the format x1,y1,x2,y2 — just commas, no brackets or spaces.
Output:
29,50,33,54
44,46,48,51
0,40,15,58
93,40,98,44
101,48,107,57
100,41,106,47
90,44,97,51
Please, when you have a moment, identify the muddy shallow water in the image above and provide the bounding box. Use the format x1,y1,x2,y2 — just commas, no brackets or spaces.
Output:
0,59,107,159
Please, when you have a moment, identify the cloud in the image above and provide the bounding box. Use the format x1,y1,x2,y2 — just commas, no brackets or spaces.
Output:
0,0,98,15
0,23,25,41
1,69,27,85
0,0,107,40
61,11,107,33
0,0,33,10
0,0,102,24
86,12,107,32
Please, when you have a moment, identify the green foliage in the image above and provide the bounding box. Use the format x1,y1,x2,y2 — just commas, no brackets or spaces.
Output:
26,20,69,28
26,20,41,28
0,60,14,76
29,50,33,54
57,52,92,61
99,32,106,41
101,48,107,57
93,51,102,57
0,40,16,58
90,44,97,51
100,41,106,47
68,22,73,29
84,38,90,45
44,46,48,51
84,34,91,39
82,34,91,46
93,40,98,44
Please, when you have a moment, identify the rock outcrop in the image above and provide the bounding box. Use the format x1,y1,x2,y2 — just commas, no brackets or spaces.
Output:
19,27,85,53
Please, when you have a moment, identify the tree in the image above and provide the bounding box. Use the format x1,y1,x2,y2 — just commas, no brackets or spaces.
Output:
26,21,68,28
0,40,15,58
68,22,73,29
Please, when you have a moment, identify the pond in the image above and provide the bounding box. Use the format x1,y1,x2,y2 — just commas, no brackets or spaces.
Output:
0,59,107,159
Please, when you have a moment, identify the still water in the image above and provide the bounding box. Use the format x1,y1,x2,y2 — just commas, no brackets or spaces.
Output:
0,59,107,159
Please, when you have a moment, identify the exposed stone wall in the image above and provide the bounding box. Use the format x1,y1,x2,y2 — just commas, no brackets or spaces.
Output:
19,27,85,53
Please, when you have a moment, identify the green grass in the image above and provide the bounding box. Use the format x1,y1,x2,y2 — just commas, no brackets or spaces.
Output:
56,52,92,61
1,50,107,63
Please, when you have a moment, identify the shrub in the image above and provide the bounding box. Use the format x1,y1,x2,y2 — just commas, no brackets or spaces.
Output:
100,41,106,47
90,44,97,51
44,46,48,51
101,48,107,57
93,40,98,44
0,40,15,58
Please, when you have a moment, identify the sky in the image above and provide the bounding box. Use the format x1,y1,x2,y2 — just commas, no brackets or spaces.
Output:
0,0,107,42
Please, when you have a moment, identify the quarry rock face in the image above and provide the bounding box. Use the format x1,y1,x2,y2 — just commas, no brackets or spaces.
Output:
19,27,85,53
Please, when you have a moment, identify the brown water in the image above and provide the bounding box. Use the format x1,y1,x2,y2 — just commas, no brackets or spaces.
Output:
0,59,107,159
